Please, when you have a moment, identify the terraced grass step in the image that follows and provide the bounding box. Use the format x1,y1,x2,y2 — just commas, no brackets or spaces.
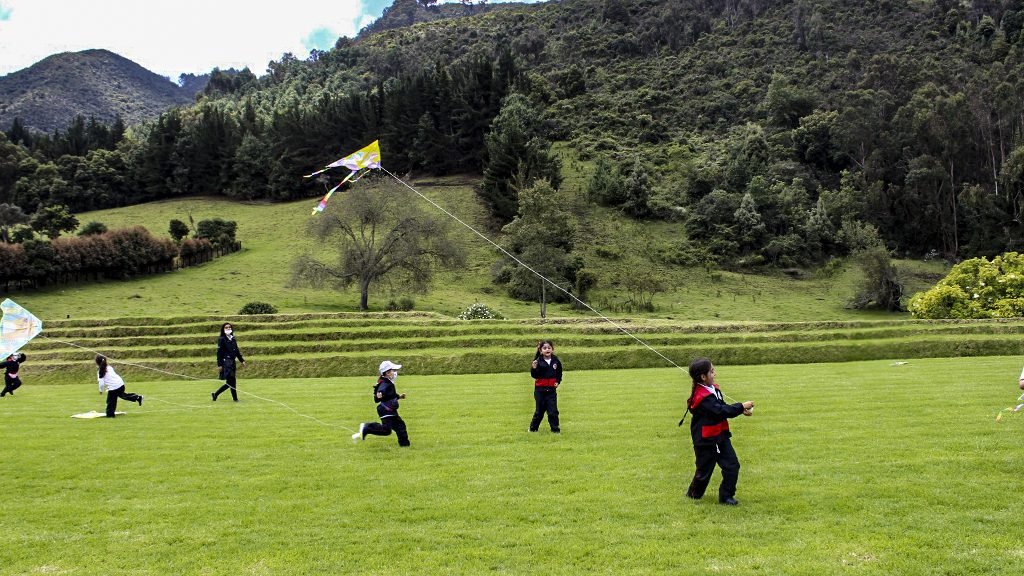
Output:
41,313,1024,332
24,333,1024,385
23,313,1024,386
28,323,1024,361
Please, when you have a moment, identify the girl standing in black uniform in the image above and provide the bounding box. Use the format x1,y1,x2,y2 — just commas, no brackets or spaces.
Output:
212,322,245,402
529,340,562,433
1,352,26,397
684,357,753,505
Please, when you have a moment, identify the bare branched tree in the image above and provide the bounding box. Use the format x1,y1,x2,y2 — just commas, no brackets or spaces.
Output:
290,180,464,310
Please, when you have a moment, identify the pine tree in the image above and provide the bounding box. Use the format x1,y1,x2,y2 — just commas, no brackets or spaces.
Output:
733,192,766,253
480,93,561,224
621,157,652,218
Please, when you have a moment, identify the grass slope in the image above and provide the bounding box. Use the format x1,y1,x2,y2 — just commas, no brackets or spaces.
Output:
14,174,946,323
1,358,1022,574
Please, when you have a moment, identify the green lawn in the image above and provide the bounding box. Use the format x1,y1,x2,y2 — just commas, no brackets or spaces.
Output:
2,357,1022,575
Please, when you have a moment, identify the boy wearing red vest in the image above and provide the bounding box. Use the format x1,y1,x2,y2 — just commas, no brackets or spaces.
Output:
684,357,754,505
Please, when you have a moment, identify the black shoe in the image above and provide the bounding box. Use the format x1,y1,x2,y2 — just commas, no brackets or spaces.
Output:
137,395,144,406
719,497,739,506
211,392,217,401
551,429,560,434
528,428,538,432
686,491,702,500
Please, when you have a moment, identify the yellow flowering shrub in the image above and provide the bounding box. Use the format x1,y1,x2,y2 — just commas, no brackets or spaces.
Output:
908,252,1024,318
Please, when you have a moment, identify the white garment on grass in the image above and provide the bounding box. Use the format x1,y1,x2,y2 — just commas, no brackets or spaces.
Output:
72,410,124,419
98,365,125,392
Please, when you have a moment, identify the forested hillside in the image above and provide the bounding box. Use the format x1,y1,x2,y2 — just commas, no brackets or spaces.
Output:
0,49,194,133
3,0,1024,269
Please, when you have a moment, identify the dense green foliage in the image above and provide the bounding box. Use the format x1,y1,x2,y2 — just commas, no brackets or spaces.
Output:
77,221,109,236
194,217,238,248
849,245,905,312
909,251,1024,318
12,194,948,322
168,218,190,241
7,0,1024,268
480,92,562,223
29,204,78,238
238,301,279,314
495,180,579,303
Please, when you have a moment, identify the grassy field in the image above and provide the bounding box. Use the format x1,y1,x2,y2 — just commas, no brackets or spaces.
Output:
2,358,1023,575
4,165,1005,575
8,177,948,323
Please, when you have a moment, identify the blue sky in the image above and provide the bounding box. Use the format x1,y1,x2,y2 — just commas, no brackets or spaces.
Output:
0,0,540,82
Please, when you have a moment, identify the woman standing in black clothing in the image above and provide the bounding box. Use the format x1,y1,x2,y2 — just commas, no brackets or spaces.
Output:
212,322,245,401
529,340,563,433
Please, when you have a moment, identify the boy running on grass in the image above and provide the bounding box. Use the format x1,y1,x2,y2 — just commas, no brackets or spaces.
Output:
352,360,410,447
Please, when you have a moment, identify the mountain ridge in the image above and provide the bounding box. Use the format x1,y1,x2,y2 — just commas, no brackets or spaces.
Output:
0,49,198,133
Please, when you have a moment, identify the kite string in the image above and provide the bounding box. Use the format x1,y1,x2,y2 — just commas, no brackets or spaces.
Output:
379,167,739,404
38,335,353,431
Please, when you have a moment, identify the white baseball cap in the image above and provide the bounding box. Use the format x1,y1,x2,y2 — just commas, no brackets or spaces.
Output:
379,360,402,375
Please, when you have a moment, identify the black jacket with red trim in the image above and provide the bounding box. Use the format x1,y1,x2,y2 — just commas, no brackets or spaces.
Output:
687,384,744,446
530,354,562,387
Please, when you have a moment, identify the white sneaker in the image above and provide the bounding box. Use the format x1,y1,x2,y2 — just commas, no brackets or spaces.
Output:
351,423,366,443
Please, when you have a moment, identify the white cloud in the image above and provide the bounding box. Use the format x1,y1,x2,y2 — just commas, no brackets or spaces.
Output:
0,0,366,81
0,0,545,82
